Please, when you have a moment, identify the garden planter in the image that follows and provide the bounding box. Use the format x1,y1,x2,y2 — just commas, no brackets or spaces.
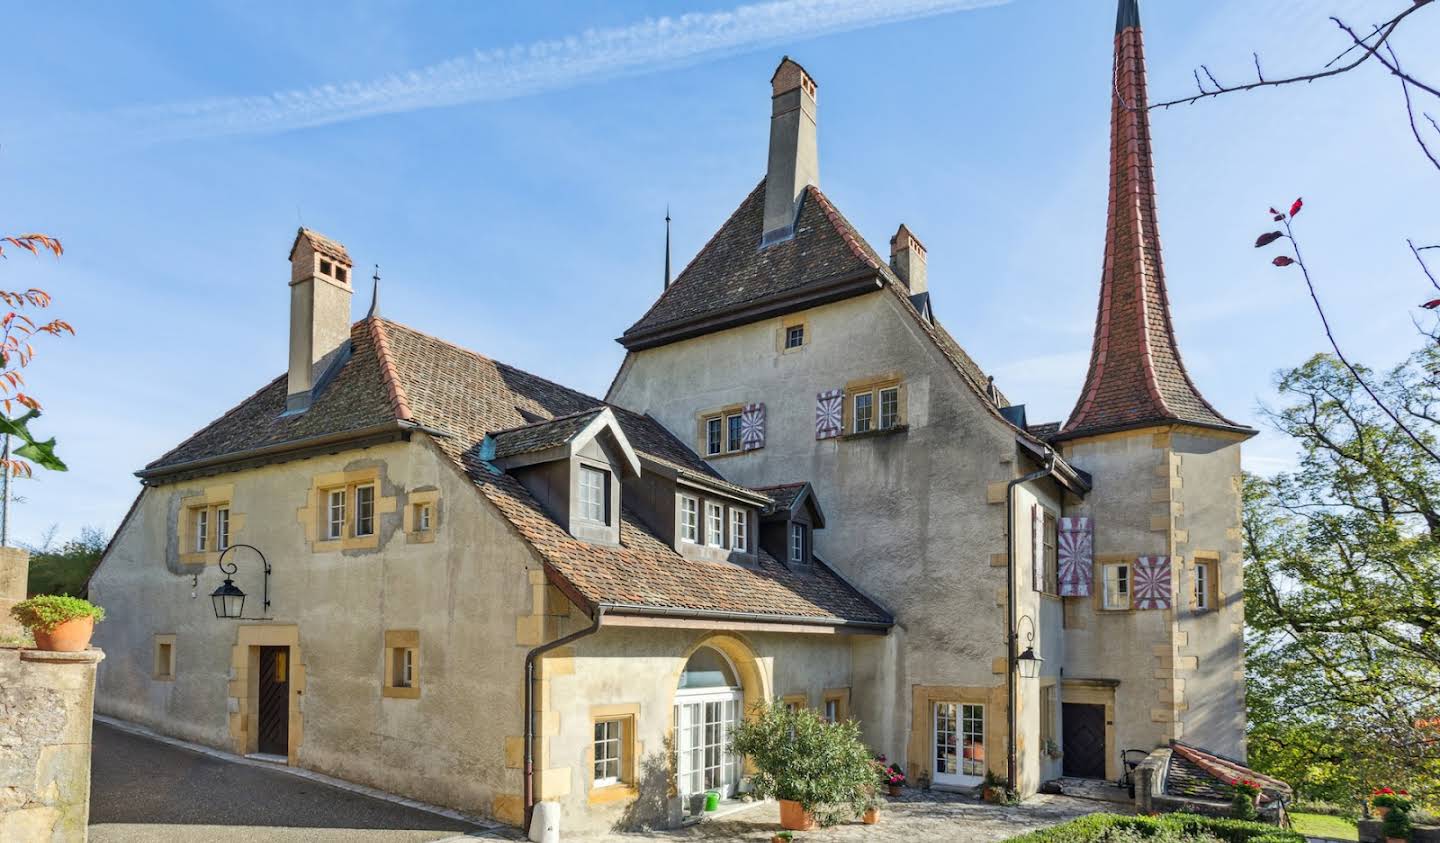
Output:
32,616,93,652
888,784,902,797
862,807,880,825
778,800,815,831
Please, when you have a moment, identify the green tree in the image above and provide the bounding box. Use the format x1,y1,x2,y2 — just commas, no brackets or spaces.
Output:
1243,348,1440,805
24,525,107,598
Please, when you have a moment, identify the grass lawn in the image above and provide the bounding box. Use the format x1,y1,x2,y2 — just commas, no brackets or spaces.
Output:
1289,812,1357,841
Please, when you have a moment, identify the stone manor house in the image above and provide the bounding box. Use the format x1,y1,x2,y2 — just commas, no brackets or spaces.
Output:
90,1,1251,834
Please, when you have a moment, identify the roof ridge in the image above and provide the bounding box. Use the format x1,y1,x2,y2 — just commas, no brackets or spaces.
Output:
367,316,413,421
490,406,604,437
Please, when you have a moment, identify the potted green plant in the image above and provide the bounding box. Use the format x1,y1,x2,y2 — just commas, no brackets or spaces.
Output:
730,701,877,829
1382,806,1413,843
9,595,105,652
1229,778,1261,821
1372,787,1413,819
982,770,1012,805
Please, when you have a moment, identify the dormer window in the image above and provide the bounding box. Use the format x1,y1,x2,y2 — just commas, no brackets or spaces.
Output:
790,522,807,564
579,465,609,524
730,509,748,552
680,496,699,543
705,502,724,547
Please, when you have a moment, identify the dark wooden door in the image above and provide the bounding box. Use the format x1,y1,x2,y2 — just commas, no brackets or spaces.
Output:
1062,703,1106,779
258,646,290,757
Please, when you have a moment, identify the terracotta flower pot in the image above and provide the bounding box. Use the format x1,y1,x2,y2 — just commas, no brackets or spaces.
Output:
863,807,880,825
778,799,815,831
32,616,94,652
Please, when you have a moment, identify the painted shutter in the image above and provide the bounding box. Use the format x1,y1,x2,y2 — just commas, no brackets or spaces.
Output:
815,389,843,439
1058,517,1093,597
1031,504,1044,592
740,403,766,451
1133,556,1173,610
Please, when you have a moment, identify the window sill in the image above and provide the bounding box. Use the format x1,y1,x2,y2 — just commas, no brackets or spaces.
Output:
588,783,638,805
152,674,175,682
704,448,761,460
406,529,436,545
382,685,420,699
841,424,909,441
312,534,381,553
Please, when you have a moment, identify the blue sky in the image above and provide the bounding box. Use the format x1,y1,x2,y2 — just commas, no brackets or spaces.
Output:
4,0,1437,546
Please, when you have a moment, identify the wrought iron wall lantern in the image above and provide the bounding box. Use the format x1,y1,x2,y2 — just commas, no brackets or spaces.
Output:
1014,613,1043,680
210,543,271,620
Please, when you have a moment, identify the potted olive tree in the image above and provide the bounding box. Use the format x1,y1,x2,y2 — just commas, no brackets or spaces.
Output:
9,595,105,651
730,701,877,830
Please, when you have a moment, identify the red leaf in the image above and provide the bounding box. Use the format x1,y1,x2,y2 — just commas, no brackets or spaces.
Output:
1289,197,1303,217
1272,256,1295,267
1255,231,1284,248
1422,299,1440,309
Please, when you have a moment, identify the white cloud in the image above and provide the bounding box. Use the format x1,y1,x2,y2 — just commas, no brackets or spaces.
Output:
108,0,1011,141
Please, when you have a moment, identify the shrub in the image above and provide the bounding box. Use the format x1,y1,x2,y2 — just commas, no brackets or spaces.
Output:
1002,812,1305,843
1381,808,1413,841
729,701,877,827
1231,779,1261,821
9,594,105,632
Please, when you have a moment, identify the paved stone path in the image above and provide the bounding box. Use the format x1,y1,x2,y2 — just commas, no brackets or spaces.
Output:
89,721,517,842
588,790,1117,842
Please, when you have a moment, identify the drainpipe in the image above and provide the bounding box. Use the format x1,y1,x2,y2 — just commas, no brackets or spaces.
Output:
1006,449,1054,791
524,603,607,831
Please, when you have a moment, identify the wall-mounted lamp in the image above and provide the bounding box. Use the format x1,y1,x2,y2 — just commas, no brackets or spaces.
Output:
210,543,271,620
1014,613,1042,680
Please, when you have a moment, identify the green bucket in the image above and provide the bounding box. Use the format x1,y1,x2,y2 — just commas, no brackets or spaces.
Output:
704,790,721,811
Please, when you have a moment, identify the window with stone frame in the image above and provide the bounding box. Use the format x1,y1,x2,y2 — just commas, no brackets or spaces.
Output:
383,630,420,699
1102,562,1130,610
1042,511,1059,594
593,718,624,787
354,484,376,537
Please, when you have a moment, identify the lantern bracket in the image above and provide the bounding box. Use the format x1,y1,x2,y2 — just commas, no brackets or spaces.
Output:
213,543,271,619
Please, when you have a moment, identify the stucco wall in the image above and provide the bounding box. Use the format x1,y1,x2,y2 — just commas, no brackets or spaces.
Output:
0,548,27,640
0,647,104,842
88,435,541,821
608,290,1030,780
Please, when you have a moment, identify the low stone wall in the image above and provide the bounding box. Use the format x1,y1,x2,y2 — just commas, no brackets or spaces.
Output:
0,547,29,640
1358,818,1440,842
0,646,105,842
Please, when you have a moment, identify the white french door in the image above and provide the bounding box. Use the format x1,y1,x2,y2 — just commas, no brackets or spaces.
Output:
674,692,743,798
933,702,986,787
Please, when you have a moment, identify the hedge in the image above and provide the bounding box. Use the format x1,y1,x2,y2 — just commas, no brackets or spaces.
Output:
1003,812,1306,843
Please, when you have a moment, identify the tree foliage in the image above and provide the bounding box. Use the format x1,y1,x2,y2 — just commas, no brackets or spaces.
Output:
24,525,107,598
1244,348,1440,805
0,232,72,477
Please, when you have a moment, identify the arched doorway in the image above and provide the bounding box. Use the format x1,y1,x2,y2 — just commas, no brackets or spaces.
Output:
673,646,744,800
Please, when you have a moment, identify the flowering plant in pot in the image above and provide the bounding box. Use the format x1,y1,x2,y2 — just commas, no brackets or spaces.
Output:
1382,806,1413,843
1373,787,1413,818
9,595,105,651
874,755,906,796
730,701,877,829
1229,778,1261,821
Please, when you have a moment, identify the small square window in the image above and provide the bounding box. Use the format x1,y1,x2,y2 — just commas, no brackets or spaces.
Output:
679,496,699,543
335,266,347,283
785,324,805,349
729,508,748,552
354,485,376,537
705,417,722,456
326,490,346,540
879,387,900,429
853,393,873,434
579,465,608,524
320,259,333,276
594,718,624,786
705,502,724,547
1103,564,1130,610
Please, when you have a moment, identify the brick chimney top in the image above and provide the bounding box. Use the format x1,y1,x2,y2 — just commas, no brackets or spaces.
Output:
889,224,927,295
771,56,817,99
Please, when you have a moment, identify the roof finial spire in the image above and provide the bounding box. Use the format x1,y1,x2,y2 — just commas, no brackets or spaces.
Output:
664,206,673,289
367,264,380,318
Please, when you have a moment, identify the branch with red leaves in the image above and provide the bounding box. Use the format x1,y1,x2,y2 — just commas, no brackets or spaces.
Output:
1256,201,1440,466
0,232,71,477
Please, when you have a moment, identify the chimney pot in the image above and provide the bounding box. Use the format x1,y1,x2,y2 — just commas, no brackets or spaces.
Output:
286,228,354,412
889,224,928,295
762,57,819,245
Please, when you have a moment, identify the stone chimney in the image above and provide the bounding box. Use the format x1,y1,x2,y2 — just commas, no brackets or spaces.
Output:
889,224,927,295
286,228,353,412
763,57,819,245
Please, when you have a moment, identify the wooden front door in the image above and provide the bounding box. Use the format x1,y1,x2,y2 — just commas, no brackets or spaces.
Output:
1062,702,1106,779
257,646,290,757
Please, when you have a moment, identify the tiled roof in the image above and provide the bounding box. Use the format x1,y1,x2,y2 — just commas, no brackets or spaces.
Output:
290,227,351,264
1058,8,1250,440
490,409,604,459
755,482,807,513
1027,421,1061,440
145,315,889,627
621,181,879,341
1167,742,1292,804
